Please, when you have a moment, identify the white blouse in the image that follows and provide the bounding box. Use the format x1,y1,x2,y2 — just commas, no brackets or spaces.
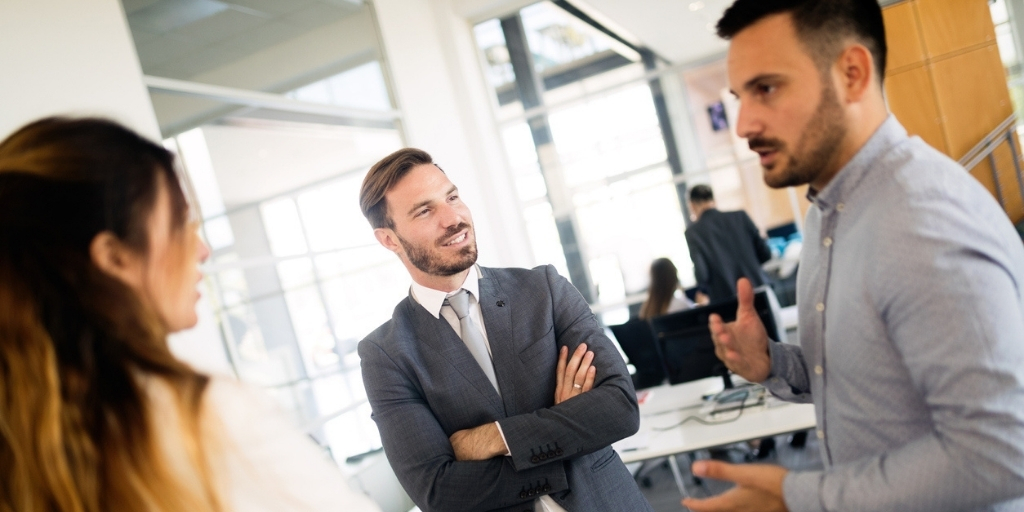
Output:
150,376,382,512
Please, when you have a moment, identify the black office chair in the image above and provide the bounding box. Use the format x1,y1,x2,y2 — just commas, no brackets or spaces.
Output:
651,286,784,388
609,319,665,390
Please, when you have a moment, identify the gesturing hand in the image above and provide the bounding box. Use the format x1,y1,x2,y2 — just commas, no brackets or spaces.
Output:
709,278,772,382
681,460,788,512
554,343,596,404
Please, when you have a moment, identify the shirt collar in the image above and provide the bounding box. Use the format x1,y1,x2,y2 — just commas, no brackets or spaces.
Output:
809,115,906,210
409,265,482,319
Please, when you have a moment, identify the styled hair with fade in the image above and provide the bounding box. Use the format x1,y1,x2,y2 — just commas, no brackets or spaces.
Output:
716,0,887,84
359,147,436,229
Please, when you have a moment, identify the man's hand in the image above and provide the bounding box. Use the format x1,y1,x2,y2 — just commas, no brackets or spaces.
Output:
709,278,772,382
681,460,788,512
449,422,507,461
554,343,596,404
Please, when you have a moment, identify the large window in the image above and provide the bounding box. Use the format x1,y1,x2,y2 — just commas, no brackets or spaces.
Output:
473,2,694,320
472,1,807,321
123,0,404,463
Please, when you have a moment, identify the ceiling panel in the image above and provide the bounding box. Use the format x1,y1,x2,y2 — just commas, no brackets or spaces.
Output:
225,0,315,16
579,0,732,64
171,8,269,45
284,1,358,29
123,0,368,80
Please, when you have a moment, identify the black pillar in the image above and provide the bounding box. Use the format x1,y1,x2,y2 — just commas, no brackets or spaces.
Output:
641,49,693,226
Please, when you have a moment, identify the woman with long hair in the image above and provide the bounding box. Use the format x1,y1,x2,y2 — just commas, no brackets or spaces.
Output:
0,117,381,512
638,258,693,320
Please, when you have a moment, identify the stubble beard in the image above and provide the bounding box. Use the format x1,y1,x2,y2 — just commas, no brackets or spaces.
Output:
751,79,848,189
397,222,478,277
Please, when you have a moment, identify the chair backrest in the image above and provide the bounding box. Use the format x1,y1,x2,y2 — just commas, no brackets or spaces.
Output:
608,319,665,390
651,286,782,386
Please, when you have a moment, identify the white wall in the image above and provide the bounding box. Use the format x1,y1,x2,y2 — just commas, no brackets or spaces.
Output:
0,0,159,140
373,0,534,269
0,0,230,375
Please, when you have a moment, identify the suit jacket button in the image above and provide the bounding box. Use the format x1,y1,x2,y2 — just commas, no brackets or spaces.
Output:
528,489,536,497
530,455,540,463
547,450,556,458
538,453,547,461
555,448,564,456
519,491,527,499
543,484,552,492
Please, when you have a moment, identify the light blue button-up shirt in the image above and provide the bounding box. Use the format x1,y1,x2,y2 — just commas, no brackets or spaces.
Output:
764,116,1024,511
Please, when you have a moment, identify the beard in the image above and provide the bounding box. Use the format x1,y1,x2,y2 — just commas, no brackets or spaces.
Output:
396,222,478,276
748,79,848,189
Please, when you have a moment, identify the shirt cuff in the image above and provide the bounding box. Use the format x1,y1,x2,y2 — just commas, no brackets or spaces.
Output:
783,470,825,512
494,421,512,457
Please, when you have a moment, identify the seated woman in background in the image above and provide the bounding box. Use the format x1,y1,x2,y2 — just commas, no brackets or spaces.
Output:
0,117,381,512
638,257,693,320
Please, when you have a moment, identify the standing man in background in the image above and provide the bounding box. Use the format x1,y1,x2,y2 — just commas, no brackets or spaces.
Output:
684,184,772,304
684,0,1024,511
357,148,652,512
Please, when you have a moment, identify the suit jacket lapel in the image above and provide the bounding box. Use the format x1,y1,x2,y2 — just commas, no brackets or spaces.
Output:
478,268,516,417
402,298,505,416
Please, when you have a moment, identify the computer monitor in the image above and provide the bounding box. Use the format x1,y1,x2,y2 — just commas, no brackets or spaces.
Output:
650,286,782,389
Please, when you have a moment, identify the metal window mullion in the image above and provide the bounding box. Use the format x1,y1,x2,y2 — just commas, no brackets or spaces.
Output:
501,13,594,303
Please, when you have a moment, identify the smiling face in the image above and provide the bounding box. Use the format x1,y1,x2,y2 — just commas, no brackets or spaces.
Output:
728,13,848,190
374,163,477,290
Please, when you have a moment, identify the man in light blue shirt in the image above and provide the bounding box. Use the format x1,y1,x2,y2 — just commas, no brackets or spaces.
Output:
683,1,1024,511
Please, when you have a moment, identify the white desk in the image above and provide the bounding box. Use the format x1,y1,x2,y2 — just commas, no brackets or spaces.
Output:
614,377,816,496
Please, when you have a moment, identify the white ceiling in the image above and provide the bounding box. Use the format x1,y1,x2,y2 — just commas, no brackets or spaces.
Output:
578,0,733,65
122,0,364,79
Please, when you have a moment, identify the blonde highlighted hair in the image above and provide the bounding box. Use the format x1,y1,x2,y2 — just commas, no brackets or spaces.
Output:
0,118,222,512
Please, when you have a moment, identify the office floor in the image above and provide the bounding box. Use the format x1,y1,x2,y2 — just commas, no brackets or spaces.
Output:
638,430,824,511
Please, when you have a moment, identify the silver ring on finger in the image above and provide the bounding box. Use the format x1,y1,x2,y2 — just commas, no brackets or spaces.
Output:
573,383,582,389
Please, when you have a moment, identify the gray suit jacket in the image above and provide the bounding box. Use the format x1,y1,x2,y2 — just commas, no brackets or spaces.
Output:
359,265,652,512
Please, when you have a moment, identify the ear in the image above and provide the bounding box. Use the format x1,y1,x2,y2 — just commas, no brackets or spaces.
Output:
90,231,143,288
374,227,402,255
836,43,874,103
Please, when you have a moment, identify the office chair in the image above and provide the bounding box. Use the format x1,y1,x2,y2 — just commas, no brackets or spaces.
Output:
608,318,671,488
652,285,785,387
608,319,666,390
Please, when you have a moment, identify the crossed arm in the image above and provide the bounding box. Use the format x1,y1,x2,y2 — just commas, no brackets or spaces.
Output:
360,267,639,511
448,343,597,461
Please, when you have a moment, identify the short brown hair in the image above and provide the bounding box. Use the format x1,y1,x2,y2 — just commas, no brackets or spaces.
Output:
359,148,435,229
716,0,887,84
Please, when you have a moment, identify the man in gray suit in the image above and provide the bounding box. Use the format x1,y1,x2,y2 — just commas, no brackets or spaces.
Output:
357,148,652,512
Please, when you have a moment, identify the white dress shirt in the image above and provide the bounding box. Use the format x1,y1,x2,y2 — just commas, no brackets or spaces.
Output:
410,266,567,512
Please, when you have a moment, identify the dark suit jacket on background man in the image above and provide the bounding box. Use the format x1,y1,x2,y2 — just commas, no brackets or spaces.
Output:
685,208,772,303
359,265,651,512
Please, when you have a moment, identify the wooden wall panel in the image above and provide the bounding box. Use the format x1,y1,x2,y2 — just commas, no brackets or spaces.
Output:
931,45,1013,159
915,0,996,57
884,1,926,72
885,64,948,153
883,0,1021,222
